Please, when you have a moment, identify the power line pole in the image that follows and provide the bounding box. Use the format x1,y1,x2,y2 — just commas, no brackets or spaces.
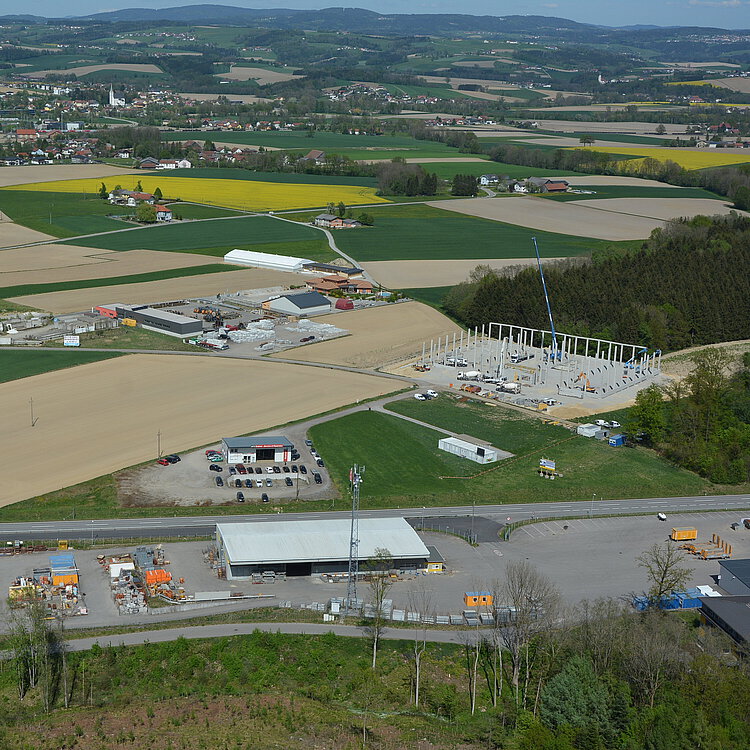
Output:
345,463,364,617
157,430,162,458
29,397,38,427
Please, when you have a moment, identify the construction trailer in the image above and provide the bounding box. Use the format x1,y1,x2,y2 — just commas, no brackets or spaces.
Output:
438,436,499,464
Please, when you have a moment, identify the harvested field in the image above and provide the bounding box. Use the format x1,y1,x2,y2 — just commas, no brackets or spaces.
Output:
555,175,690,187
216,65,300,84
8,268,305,313
573,197,745,221
0,220,54,247
363,257,566,288
427,196,661,241
702,78,750,93
0,246,218,287
274,301,460,369
0,164,137,189
0,354,394,506
18,63,163,77
521,120,689,135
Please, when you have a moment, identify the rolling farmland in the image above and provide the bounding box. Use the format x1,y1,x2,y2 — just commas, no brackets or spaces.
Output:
5,176,388,212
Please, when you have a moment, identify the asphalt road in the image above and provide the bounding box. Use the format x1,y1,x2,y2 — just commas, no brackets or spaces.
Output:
65,621,470,652
8,494,750,540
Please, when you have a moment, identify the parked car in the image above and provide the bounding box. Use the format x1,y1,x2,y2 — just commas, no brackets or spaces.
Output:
285,477,293,487
300,335,315,343
236,491,245,502
255,478,263,487
255,466,262,474
282,465,290,473
261,493,269,503
157,458,170,466
229,467,237,475
244,478,252,487
205,449,220,456
215,476,223,487
273,466,281,474
236,464,247,474
414,393,427,401
313,472,322,484
595,419,611,428
209,464,222,472
265,478,273,487
208,455,223,462
166,454,181,463
305,440,313,447
316,458,325,467
426,390,439,398
235,478,242,487
299,465,307,475
291,452,300,460
291,465,298,473
265,467,274,474
610,420,621,428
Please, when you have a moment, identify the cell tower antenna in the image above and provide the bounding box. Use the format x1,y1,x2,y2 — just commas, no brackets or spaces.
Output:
532,236,559,360
345,463,364,616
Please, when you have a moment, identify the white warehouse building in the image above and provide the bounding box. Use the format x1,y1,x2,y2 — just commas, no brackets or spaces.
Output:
438,436,500,464
224,249,312,273
216,517,431,578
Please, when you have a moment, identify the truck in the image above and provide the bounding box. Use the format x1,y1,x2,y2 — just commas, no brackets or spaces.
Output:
670,527,698,542
502,382,521,394
457,370,482,381
203,339,229,351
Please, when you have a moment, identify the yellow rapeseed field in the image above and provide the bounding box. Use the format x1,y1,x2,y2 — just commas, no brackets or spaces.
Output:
569,146,750,170
5,175,390,211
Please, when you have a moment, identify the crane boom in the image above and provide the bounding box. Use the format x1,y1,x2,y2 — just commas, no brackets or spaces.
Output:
532,237,559,359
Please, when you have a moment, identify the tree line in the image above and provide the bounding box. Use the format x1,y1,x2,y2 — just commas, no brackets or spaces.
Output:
444,213,750,351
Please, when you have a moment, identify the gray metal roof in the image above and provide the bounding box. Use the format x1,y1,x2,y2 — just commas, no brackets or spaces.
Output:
222,436,292,449
218,517,430,565
315,213,338,221
279,291,329,309
700,596,750,642
720,558,750,584
302,262,364,274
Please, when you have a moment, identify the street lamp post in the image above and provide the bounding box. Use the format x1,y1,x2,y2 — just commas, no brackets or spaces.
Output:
590,492,597,517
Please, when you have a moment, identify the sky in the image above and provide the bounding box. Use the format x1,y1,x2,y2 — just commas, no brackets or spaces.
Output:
7,0,750,29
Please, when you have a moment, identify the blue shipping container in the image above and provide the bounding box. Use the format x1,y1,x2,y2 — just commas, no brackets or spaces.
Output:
608,434,626,447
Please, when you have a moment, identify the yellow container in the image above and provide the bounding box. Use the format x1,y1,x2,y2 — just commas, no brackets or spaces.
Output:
121,318,137,327
671,527,698,541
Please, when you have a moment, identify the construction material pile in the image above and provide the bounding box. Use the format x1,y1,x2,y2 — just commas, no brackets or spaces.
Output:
9,552,87,616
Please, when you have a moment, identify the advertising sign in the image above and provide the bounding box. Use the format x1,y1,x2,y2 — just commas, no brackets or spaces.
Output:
63,335,80,347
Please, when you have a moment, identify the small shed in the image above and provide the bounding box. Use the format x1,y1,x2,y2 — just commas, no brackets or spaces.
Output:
577,423,598,438
464,591,493,607
438,436,499,464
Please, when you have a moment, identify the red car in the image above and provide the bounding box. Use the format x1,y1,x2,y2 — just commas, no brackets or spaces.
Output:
157,458,170,466
205,449,220,456
236,464,247,474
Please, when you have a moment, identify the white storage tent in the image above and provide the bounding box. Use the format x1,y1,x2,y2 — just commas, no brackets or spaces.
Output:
224,249,312,272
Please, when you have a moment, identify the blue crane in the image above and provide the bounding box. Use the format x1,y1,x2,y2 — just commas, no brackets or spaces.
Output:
532,237,560,360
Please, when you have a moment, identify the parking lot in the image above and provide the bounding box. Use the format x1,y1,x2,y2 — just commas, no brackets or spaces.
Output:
119,436,333,507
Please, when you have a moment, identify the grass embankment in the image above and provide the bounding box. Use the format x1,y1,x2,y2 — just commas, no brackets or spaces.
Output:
308,397,714,506
59,214,333,260
0,631,476,749
0,264,237,300
0,349,124,383
0,190,133,238
43,326,196,351
326,204,621,262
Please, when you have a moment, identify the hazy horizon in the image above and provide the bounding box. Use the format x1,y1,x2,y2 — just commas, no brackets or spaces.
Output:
7,0,750,31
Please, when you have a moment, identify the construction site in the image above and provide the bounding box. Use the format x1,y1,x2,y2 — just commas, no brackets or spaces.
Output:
418,321,663,404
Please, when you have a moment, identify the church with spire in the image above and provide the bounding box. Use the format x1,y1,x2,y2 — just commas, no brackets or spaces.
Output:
108,84,126,107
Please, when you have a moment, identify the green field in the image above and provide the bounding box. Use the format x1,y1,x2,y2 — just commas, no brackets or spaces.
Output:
145,167,378,188
308,398,711,506
400,286,453,306
326,204,614,262
0,190,133,238
548,185,722,201
0,264,236,301
167,202,243,219
60,215,328,256
0,349,123,384
163,130,461,159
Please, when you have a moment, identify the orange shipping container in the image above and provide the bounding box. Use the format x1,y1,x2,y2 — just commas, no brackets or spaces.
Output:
464,591,493,607
671,527,698,541
52,574,78,586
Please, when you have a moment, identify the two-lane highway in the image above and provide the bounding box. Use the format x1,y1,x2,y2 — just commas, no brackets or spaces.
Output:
7,494,750,540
